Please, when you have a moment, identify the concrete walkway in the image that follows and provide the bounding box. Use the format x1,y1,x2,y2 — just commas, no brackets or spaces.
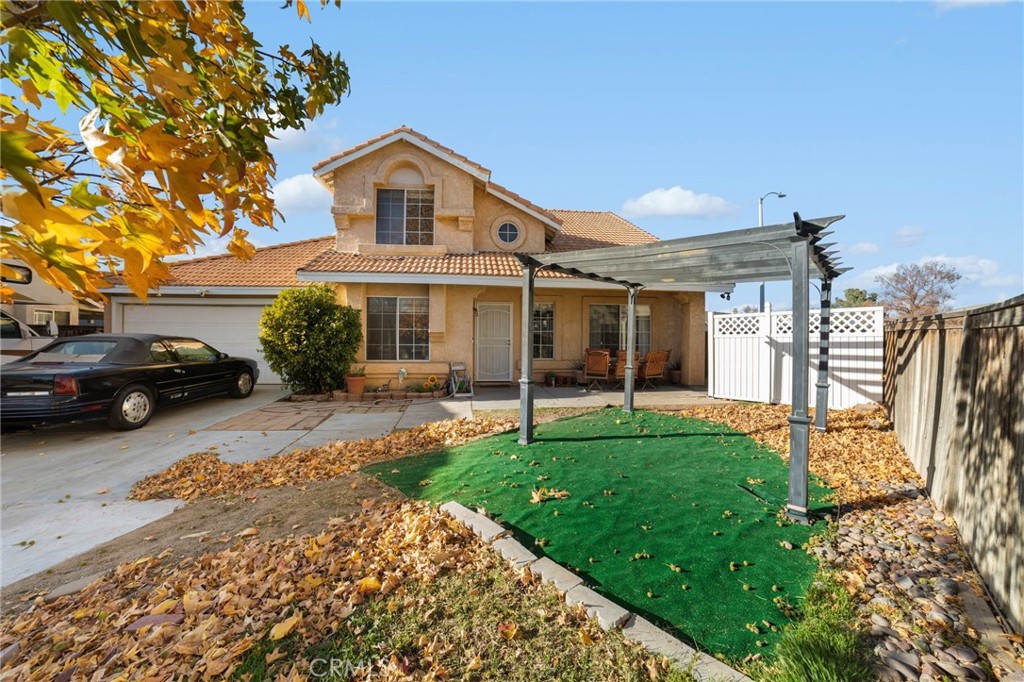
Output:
0,390,472,585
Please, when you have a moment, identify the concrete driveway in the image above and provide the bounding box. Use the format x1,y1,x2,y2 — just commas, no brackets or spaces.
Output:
1,387,475,586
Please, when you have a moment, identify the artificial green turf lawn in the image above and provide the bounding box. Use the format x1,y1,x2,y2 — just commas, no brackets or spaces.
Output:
365,408,831,662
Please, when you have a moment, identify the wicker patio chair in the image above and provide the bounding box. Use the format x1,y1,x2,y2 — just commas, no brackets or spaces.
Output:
637,349,669,390
583,349,611,391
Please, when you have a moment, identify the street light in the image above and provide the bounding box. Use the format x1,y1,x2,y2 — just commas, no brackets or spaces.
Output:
758,191,786,312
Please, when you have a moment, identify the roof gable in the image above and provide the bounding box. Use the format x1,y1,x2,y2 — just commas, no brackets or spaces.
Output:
314,126,563,232
313,126,491,181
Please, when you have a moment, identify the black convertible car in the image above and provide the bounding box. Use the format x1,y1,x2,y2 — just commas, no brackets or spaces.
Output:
1,334,259,431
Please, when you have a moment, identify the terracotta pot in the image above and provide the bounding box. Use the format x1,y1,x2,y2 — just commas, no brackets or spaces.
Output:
345,375,367,394
670,370,682,385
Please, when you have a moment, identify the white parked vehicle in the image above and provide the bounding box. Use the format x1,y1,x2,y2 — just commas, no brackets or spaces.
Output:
1,311,57,364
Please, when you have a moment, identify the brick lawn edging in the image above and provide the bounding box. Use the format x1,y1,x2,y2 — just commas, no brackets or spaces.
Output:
439,501,752,682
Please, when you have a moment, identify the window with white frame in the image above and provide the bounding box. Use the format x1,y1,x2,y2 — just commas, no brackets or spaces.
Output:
366,297,429,361
33,309,71,325
532,302,554,359
588,304,651,355
375,188,434,245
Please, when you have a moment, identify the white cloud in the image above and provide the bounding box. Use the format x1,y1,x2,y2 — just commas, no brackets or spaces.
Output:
893,225,926,247
935,0,1010,11
267,118,344,154
928,255,1023,288
621,186,735,219
856,255,1022,290
848,241,881,255
270,174,332,215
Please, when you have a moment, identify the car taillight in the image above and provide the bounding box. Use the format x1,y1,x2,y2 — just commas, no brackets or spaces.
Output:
53,375,79,396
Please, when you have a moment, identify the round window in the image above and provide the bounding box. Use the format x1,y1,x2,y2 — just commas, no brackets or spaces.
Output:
497,222,520,244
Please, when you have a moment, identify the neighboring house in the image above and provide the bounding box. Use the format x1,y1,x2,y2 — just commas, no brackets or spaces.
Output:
1,259,104,329
107,127,729,386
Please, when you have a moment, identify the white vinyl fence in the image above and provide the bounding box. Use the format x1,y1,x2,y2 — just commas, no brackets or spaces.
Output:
707,305,884,409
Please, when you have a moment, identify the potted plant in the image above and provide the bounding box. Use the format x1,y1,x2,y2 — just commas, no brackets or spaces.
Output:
546,372,557,387
572,358,586,385
408,383,430,400
667,359,681,385
345,365,366,396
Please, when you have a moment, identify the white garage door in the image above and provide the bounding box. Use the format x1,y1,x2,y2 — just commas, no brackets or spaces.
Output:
120,303,281,383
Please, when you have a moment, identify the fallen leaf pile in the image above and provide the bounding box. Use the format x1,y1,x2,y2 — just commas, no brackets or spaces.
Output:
1,502,685,681
677,404,921,504
130,417,516,501
0,502,470,680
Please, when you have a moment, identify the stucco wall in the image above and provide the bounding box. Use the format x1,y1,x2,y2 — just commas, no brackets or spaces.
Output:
327,140,548,255
334,283,706,388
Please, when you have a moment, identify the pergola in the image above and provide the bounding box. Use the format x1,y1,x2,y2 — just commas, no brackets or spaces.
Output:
515,212,850,521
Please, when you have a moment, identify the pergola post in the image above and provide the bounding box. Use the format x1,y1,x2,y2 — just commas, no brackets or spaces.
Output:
623,285,639,413
787,236,812,522
814,278,833,432
518,265,536,445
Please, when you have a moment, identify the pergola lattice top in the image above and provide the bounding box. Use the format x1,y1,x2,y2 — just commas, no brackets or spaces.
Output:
517,214,849,287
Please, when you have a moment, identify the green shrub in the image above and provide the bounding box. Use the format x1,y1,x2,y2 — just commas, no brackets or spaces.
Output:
258,284,361,393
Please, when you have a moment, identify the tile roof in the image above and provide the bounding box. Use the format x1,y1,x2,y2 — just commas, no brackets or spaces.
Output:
298,211,658,279
138,237,335,288
312,126,491,177
547,210,657,251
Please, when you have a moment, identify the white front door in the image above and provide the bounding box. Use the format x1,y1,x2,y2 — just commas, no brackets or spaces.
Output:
476,302,512,382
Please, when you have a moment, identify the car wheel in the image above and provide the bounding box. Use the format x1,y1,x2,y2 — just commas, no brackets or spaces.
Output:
228,369,255,399
108,384,155,430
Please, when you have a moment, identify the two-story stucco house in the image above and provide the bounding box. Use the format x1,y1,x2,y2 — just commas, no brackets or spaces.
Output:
107,127,728,387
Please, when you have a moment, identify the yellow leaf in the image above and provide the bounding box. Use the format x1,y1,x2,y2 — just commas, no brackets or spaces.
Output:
356,576,382,594
579,628,594,645
152,599,178,614
295,0,310,21
268,614,300,640
235,528,259,538
497,622,520,640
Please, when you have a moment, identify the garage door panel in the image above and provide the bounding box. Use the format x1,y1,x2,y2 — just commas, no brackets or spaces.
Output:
121,303,280,383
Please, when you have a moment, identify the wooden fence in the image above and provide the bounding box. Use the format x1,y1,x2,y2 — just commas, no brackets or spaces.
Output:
708,305,883,408
884,294,1023,635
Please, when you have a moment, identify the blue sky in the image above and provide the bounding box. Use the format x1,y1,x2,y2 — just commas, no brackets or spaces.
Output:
241,0,1023,311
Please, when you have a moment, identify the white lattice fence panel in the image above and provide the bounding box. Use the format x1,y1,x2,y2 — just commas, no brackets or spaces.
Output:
715,314,763,337
709,306,883,409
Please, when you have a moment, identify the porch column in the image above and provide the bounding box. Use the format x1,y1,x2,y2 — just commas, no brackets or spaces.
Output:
623,285,639,413
787,237,812,522
518,265,537,445
814,278,833,432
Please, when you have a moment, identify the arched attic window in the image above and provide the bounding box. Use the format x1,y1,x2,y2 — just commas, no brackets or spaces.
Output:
376,165,434,245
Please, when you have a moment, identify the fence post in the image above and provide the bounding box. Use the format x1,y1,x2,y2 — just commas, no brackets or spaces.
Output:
706,310,715,397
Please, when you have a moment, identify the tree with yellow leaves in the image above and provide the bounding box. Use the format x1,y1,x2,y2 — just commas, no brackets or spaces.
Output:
0,0,349,300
